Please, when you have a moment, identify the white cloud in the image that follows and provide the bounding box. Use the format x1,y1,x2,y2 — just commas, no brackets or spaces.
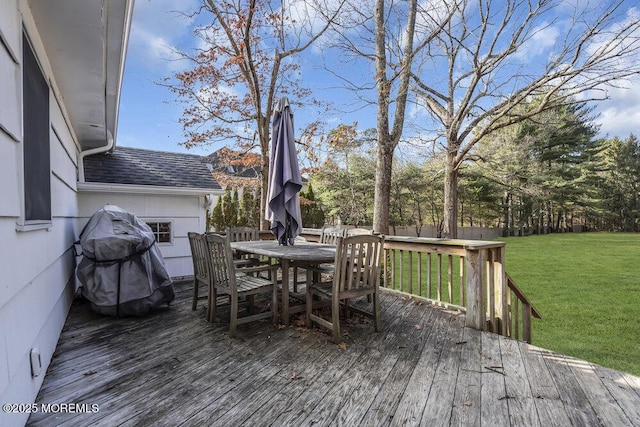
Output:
127,0,200,72
513,23,560,60
593,80,640,138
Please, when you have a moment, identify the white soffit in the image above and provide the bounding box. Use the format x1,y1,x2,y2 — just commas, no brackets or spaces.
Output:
27,0,134,149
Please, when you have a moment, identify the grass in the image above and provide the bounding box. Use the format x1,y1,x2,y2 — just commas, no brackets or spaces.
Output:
497,232,640,376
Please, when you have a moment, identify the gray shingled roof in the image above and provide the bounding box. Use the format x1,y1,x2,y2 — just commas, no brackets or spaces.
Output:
83,146,221,190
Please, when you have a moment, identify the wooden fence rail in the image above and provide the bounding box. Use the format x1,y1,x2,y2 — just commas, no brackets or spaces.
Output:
300,228,540,343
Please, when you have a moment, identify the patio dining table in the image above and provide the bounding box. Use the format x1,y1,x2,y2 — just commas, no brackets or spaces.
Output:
230,240,337,325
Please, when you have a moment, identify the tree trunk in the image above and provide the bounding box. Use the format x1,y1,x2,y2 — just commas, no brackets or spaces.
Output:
259,116,270,231
373,142,393,234
442,156,458,239
502,191,510,237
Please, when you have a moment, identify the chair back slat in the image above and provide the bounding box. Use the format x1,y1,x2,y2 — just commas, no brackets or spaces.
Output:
334,234,384,293
188,232,210,285
345,228,374,236
205,233,237,294
226,227,259,242
320,227,346,245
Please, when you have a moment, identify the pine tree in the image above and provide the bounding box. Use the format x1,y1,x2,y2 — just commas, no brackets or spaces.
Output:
222,188,235,229
300,184,325,228
210,197,225,231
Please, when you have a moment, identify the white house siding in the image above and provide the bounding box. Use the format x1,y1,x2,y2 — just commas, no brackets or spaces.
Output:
78,192,208,278
0,2,84,425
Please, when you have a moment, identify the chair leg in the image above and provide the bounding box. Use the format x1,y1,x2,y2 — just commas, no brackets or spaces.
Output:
306,275,313,328
207,285,217,323
248,295,256,314
332,297,341,342
373,292,381,332
272,286,278,325
293,267,298,293
192,278,199,311
230,295,238,338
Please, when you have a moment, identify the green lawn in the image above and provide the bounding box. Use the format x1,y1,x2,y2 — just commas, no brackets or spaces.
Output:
497,232,640,376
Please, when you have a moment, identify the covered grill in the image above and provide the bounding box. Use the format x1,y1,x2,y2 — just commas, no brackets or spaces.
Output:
76,205,174,316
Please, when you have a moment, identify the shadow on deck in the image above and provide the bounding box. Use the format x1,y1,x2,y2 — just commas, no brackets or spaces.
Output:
28,280,640,426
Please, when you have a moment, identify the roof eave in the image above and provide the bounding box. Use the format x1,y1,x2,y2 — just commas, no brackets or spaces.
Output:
77,182,223,196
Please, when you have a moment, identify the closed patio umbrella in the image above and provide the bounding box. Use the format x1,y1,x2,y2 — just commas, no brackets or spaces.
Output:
266,97,303,245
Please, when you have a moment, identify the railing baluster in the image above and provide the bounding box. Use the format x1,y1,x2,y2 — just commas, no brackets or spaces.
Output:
399,249,404,292
459,256,465,306
391,249,396,291
427,253,432,299
488,249,496,333
408,251,413,295
417,252,423,297
523,304,532,343
437,253,443,302
447,255,453,303
514,298,520,340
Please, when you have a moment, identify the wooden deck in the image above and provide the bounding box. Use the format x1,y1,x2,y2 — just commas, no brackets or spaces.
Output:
29,280,640,426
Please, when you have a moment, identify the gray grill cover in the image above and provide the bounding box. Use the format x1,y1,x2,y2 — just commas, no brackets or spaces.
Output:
77,205,174,316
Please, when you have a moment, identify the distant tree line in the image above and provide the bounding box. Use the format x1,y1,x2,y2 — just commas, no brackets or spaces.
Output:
311,99,640,236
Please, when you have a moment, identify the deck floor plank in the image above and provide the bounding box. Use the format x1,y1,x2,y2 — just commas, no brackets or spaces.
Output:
449,325,483,426
420,313,466,426
292,296,428,426
27,280,640,427
544,352,602,426
499,335,541,427
594,365,640,425
358,302,436,426
569,358,633,426
517,343,572,427
479,330,511,426
388,306,456,426
270,297,408,426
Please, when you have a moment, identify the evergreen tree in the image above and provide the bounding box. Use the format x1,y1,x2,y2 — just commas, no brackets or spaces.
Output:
231,188,240,227
221,188,235,229
300,184,325,228
210,196,225,231
600,135,640,231
238,188,256,227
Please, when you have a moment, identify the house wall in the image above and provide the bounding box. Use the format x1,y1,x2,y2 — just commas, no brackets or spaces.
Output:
0,1,83,425
78,192,208,278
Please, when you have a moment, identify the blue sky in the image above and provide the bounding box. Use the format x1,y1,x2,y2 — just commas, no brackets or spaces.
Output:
117,0,640,157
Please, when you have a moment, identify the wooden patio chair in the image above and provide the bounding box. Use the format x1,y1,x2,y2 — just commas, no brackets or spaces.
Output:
291,227,346,292
225,227,270,268
320,226,346,244
205,233,279,337
188,232,210,315
306,234,384,342
310,227,347,276
345,227,374,236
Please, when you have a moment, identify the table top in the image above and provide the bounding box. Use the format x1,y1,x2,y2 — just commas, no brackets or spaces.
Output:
230,240,337,263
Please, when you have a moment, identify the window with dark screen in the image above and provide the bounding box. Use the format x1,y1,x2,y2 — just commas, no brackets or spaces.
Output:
22,32,51,222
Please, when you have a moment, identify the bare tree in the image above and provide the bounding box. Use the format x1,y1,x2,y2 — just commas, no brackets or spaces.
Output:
164,0,342,228
318,0,455,233
410,0,640,238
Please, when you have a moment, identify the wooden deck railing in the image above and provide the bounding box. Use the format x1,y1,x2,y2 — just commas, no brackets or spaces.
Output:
300,228,540,343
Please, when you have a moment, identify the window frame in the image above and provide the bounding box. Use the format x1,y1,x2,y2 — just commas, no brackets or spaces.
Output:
145,220,173,245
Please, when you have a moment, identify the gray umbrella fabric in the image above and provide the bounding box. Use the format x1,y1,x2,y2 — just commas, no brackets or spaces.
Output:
266,97,303,245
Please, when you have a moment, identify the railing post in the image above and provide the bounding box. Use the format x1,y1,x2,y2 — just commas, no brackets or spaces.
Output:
465,248,485,330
